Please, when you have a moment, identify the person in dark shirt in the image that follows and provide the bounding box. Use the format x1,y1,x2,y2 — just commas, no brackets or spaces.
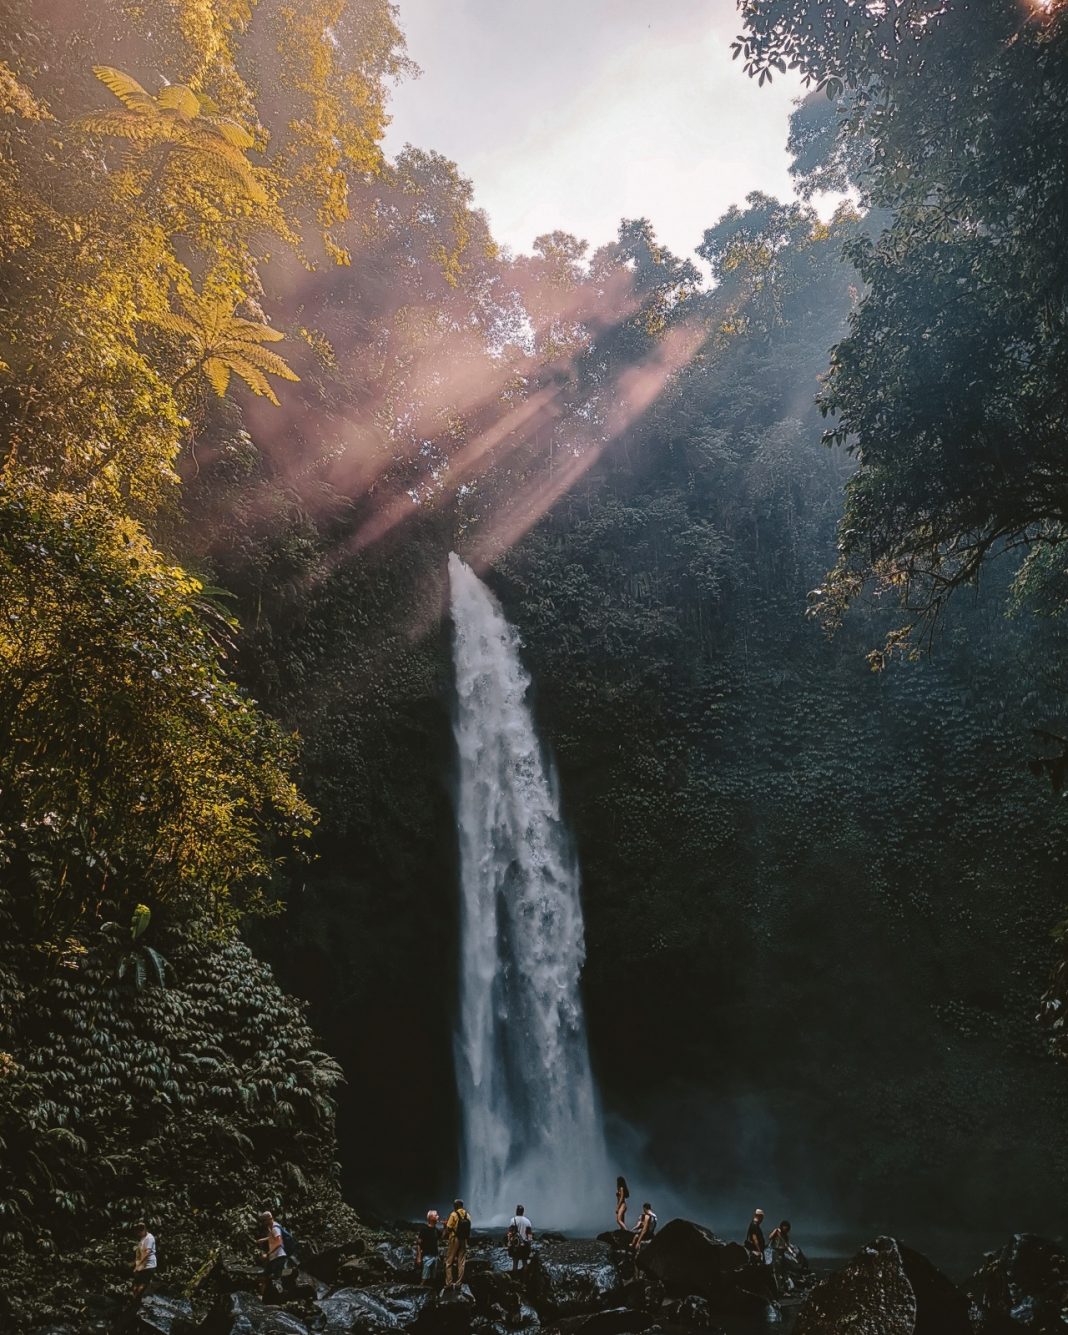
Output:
416,1210,441,1286
745,1208,766,1263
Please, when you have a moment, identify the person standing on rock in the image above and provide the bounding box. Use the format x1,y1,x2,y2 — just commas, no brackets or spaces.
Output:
615,1176,630,1230
444,1198,471,1289
508,1205,535,1273
257,1210,288,1300
768,1219,797,1293
745,1208,766,1265
131,1221,157,1300
631,1202,657,1252
417,1210,441,1286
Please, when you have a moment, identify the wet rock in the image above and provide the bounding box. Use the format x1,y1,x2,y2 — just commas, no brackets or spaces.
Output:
968,1233,1068,1333
526,1255,625,1319
338,1253,401,1287
657,1294,719,1329
899,1243,971,1335
376,1242,419,1279
317,1286,401,1333
204,1291,311,1335
551,1308,659,1334
413,1283,477,1334
636,1220,749,1297
302,1239,365,1284
214,1254,265,1294
794,1236,916,1335
595,1233,635,1259
128,1293,197,1335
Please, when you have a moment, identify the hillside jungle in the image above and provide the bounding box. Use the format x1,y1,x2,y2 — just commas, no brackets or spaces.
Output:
1,0,1067,1329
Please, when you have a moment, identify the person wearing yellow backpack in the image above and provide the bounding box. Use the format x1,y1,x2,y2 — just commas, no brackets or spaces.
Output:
443,1198,472,1289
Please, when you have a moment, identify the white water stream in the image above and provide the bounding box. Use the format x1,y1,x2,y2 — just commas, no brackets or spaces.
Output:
448,553,610,1228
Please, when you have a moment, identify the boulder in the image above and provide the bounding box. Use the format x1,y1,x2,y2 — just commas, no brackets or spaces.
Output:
204,1292,311,1335
317,1282,437,1332
968,1233,1068,1333
376,1241,419,1279
214,1255,266,1294
302,1239,365,1284
338,1254,401,1287
794,1237,916,1335
636,1220,748,1297
526,1255,625,1319
899,1243,971,1335
413,1284,477,1335
657,1294,720,1330
552,1308,659,1335
129,1294,197,1335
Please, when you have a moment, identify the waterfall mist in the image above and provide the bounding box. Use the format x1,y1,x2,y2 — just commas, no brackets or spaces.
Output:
448,552,610,1229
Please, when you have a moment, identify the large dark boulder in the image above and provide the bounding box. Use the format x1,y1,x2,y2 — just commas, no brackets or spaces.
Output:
899,1243,972,1335
204,1292,311,1335
794,1237,916,1335
636,1220,748,1297
657,1295,722,1330
968,1233,1068,1333
526,1255,625,1320
550,1308,659,1335
412,1284,477,1335
128,1294,197,1335
634,1219,773,1323
338,1254,401,1287
301,1239,365,1284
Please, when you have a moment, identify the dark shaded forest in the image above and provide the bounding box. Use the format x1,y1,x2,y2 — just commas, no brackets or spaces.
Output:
1,0,1067,1329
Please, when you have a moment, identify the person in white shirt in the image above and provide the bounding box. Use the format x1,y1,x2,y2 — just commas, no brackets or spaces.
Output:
507,1204,535,1273
257,1210,287,1299
132,1221,157,1299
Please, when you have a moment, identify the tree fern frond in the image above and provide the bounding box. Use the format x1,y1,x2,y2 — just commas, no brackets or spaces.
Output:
205,116,255,150
92,66,154,111
75,111,164,140
202,357,232,398
223,354,279,404
141,311,201,342
217,341,300,382
157,83,199,118
223,318,286,344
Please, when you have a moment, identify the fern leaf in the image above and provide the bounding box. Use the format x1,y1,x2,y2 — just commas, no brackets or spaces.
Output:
225,318,285,343
218,341,300,382
157,83,200,118
202,357,232,398
92,66,154,111
205,116,255,150
140,310,201,343
74,111,163,141
223,354,280,404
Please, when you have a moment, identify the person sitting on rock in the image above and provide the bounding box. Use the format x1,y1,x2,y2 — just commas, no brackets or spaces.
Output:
745,1208,766,1264
615,1176,630,1230
508,1204,535,1273
416,1210,441,1286
631,1202,657,1251
131,1220,157,1301
443,1198,471,1289
257,1210,288,1300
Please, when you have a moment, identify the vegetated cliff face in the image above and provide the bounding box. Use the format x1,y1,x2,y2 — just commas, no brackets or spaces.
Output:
243,327,1068,1239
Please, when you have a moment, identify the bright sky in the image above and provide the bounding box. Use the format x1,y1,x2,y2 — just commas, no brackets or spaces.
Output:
383,0,814,264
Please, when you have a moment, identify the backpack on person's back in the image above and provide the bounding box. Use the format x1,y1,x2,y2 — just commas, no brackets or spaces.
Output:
278,1223,300,1265
454,1211,471,1242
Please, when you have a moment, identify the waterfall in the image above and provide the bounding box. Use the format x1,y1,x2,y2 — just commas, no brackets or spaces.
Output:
448,552,610,1228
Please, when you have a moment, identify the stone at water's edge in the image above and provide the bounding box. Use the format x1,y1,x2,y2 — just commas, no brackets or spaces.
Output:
635,1217,775,1323
967,1233,1068,1334
793,1237,917,1335
898,1243,972,1335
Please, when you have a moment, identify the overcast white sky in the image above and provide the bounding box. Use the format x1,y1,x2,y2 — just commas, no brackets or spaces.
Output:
383,0,813,263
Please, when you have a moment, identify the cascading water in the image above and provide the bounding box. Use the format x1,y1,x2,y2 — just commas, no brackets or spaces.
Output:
448,552,610,1228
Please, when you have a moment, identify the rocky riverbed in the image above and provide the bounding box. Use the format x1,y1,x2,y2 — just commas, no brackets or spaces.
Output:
43,1221,1068,1335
